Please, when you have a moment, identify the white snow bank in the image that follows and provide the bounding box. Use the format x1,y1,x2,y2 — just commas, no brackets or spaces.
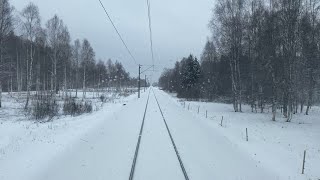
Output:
164,90,320,180
0,91,141,180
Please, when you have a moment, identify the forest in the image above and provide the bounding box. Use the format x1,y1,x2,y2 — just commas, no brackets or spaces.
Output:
159,0,320,121
0,0,137,113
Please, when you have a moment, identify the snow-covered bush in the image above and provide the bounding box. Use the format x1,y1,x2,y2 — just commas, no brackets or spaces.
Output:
83,101,92,113
63,98,92,116
31,96,59,120
100,94,106,102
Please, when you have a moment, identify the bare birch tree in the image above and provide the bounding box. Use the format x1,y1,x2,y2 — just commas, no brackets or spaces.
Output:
211,0,247,112
46,15,63,96
80,39,95,99
72,39,81,98
20,2,40,109
58,25,71,98
0,0,13,108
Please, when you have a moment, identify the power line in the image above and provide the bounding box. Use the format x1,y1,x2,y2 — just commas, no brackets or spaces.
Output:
141,65,154,74
98,0,138,65
146,0,155,71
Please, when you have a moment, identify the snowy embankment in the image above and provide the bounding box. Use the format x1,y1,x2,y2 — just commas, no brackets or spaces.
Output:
168,91,320,180
0,90,140,180
1,88,319,180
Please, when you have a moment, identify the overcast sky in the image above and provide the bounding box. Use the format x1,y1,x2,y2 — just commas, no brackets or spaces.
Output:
11,0,214,82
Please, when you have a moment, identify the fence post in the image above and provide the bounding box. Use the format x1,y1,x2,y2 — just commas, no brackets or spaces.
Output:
206,110,207,118
302,150,306,174
188,103,190,110
246,128,248,141
198,106,200,114
220,116,223,127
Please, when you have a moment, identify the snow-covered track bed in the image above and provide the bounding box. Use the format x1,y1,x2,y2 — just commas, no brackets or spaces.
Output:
129,90,151,180
152,88,190,180
128,88,189,180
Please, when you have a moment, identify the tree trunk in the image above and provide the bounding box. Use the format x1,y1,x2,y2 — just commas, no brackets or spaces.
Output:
283,92,288,118
306,89,313,115
64,65,67,99
237,53,242,112
287,95,293,122
305,69,314,115
10,71,12,94
50,73,53,93
75,67,78,98
300,101,304,113
54,51,57,96
98,74,100,97
25,44,34,109
16,53,20,92
83,66,86,99
36,62,40,93
0,81,2,108
230,55,238,112
272,93,276,121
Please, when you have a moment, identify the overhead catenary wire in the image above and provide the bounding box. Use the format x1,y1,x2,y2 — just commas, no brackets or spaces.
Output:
98,0,138,65
146,0,155,72
141,65,154,74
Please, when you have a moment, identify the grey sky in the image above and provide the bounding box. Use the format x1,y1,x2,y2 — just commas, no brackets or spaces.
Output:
11,0,214,82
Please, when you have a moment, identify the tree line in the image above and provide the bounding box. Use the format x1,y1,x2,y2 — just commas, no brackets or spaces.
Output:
0,0,137,109
159,0,320,121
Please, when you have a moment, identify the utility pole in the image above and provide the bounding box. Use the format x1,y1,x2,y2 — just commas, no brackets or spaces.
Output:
138,64,141,98
144,75,147,92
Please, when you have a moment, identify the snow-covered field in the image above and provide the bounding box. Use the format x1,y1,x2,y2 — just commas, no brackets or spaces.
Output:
172,92,320,180
0,88,136,121
0,88,319,180
0,89,140,180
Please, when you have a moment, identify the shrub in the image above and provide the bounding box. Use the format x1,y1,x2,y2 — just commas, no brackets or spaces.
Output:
63,98,77,116
63,98,92,116
84,101,92,113
100,94,106,102
31,96,59,120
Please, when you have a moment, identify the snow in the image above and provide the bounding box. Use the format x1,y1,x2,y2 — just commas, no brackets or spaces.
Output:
153,89,275,180
0,88,319,180
134,92,186,180
0,91,144,180
33,91,149,180
166,90,320,180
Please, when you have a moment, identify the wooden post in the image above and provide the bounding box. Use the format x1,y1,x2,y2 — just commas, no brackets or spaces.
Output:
184,102,185,108
198,106,200,114
220,116,223,127
206,110,207,118
246,128,248,141
138,65,141,98
302,150,306,174
188,103,190,110
144,75,146,92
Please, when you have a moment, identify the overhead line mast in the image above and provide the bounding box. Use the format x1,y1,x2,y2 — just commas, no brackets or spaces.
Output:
98,0,156,96
98,0,143,97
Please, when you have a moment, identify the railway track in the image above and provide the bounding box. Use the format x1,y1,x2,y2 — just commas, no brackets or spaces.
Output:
129,89,151,180
152,88,190,180
128,88,190,180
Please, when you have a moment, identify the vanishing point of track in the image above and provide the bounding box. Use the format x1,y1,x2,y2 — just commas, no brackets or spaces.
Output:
128,88,190,180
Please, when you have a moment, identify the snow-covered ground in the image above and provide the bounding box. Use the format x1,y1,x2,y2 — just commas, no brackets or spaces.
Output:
0,88,319,180
0,89,142,180
169,91,320,180
0,89,135,122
